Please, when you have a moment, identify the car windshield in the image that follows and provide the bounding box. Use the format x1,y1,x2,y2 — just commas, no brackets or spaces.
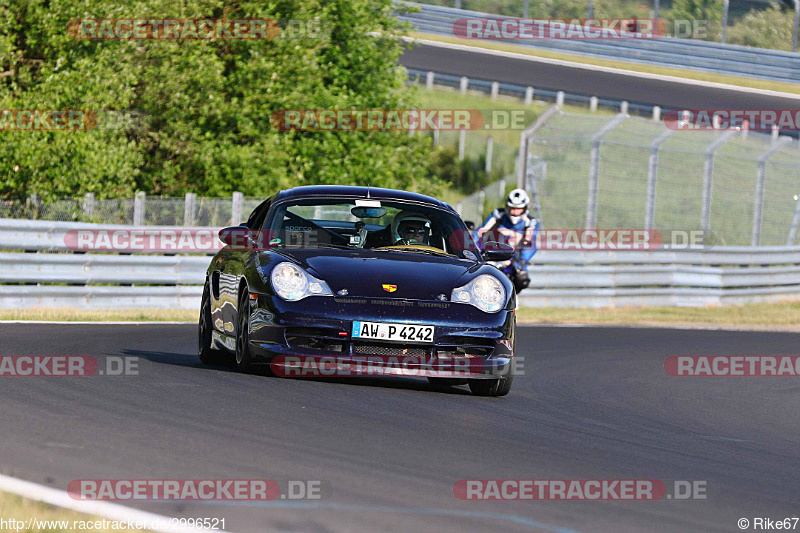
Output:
264,198,480,259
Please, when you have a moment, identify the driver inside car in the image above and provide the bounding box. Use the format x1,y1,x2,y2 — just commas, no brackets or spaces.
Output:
391,211,431,246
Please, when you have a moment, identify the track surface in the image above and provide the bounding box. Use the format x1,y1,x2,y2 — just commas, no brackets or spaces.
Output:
399,43,800,110
1,324,798,532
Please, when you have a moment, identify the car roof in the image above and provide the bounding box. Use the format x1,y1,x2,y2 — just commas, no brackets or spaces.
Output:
273,185,456,213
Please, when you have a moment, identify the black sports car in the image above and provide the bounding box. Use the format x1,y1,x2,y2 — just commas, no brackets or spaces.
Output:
198,185,518,396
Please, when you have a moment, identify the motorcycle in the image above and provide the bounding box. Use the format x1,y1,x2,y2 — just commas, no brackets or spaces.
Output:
465,221,531,294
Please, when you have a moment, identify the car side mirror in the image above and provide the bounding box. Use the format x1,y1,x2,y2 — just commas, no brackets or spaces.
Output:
218,225,255,249
482,241,514,261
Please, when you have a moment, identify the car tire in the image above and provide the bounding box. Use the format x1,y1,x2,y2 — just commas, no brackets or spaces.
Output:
235,289,255,373
468,374,514,397
198,283,229,366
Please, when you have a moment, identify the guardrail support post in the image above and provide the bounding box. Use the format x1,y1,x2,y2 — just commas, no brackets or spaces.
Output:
458,129,466,160
460,76,469,95
620,101,629,114
645,129,674,230
485,136,493,176
586,114,627,229
652,106,661,121
556,91,564,107
589,96,598,112
82,193,95,221
184,193,197,226
231,192,244,225
752,136,792,245
525,87,533,105
701,130,737,237
426,71,435,90
490,81,499,100
133,192,145,226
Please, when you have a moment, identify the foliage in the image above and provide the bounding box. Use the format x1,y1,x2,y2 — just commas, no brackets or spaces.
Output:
0,0,444,199
727,3,795,51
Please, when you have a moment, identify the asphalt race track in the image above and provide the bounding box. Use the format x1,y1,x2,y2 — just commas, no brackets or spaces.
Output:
399,43,800,110
1,323,798,532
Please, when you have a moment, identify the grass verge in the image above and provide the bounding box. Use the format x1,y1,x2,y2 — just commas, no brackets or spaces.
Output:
516,300,800,329
0,490,150,532
408,32,800,96
0,308,195,322
2,301,799,329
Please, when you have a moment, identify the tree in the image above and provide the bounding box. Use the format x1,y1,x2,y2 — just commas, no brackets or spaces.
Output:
0,0,443,199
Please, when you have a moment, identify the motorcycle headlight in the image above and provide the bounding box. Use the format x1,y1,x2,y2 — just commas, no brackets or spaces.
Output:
451,274,506,313
264,262,333,301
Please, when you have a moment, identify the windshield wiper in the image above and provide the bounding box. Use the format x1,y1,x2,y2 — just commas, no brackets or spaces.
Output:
373,247,453,257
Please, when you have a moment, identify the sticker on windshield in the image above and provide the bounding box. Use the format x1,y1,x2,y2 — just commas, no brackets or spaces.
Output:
355,199,381,207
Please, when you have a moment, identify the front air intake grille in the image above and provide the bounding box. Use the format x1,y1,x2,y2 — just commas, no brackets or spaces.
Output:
352,342,431,357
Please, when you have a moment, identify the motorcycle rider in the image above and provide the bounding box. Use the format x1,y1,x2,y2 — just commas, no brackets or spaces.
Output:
475,189,538,292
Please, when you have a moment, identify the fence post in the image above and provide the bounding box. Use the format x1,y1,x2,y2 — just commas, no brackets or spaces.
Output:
556,91,564,107
721,0,729,43
460,76,469,95
231,192,244,225
524,87,533,105
787,194,800,245
517,104,560,189
490,81,499,100
458,129,466,160
752,136,792,246
645,129,674,230
455,202,463,216
82,192,95,221
620,101,629,114
652,106,661,121
184,192,197,226
478,190,485,219
700,130,737,236
485,136,493,177
586,114,627,230
526,153,544,223
589,96,597,112
133,192,145,225
426,71,435,90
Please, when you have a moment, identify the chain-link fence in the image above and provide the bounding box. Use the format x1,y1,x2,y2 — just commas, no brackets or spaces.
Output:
0,192,266,227
523,111,800,246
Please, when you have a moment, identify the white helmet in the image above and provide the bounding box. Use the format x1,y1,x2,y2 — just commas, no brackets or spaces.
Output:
391,211,431,244
506,188,530,210
506,189,530,224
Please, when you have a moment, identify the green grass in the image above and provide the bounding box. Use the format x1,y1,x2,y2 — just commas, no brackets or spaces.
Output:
516,300,800,328
408,32,800,96
0,491,152,532
0,308,195,322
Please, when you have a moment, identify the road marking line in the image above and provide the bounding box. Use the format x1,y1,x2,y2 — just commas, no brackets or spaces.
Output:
0,473,231,533
403,37,800,101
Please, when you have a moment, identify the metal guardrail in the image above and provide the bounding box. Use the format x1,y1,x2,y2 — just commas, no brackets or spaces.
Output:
399,2,800,83
1,219,800,309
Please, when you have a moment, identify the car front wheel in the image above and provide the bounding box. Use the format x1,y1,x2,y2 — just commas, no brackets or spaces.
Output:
234,289,254,373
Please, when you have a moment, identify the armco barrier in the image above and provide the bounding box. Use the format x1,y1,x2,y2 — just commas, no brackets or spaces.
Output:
1,218,799,309
398,2,800,83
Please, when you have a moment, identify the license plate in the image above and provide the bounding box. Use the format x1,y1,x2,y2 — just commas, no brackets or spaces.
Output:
352,321,434,343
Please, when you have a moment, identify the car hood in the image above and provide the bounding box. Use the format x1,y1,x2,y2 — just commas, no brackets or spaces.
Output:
269,248,479,300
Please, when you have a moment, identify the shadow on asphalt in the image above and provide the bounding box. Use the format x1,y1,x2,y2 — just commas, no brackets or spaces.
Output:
120,348,474,395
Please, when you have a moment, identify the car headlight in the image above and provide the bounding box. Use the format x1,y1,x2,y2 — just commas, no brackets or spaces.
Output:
263,262,333,301
451,274,506,313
